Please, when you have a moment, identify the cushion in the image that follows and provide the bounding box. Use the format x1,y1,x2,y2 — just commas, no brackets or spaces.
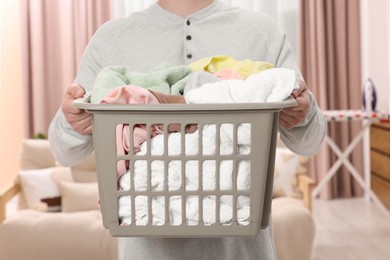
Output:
71,169,97,183
18,167,73,211
19,139,57,170
59,182,99,212
272,197,315,260
71,151,97,183
0,210,117,260
273,148,307,198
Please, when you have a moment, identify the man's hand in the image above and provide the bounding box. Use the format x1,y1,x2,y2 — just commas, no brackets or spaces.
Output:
61,84,92,135
279,79,311,129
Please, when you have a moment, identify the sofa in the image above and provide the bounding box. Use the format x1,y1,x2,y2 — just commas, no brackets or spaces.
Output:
0,139,315,260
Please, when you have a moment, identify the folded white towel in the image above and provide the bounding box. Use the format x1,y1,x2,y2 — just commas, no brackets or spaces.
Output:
119,194,250,226
122,124,251,192
185,68,298,104
118,123,252,226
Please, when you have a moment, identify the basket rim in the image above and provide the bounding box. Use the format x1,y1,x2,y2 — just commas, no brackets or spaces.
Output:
73,94,297,112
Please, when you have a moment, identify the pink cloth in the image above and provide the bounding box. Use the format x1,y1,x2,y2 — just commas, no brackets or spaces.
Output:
214,69,244,80
101,86,162,178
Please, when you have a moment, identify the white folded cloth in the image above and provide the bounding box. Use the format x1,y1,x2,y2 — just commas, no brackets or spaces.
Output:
185,68,298,104
118,124,252,226
118,194,250,226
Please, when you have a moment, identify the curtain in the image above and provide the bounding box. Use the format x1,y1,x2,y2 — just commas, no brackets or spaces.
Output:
112,0,155,16
299,0,363,199
21,0,111,137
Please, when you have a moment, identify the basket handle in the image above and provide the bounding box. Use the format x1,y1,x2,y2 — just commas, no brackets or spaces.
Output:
73,92,92,110
282,95,297,108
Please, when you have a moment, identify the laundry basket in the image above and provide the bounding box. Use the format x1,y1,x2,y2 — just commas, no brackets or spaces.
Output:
74,95,296,238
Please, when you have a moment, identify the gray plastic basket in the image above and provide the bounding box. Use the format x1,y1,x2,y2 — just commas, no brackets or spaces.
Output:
74,95,296,238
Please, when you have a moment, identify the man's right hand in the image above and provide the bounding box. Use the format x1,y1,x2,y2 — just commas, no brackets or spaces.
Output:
61,84,92,135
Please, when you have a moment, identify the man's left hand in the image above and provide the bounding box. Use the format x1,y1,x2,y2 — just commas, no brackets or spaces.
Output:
279,79,311,129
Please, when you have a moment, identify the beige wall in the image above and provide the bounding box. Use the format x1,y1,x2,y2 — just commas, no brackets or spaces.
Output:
360,0,390,113
0,0,24,190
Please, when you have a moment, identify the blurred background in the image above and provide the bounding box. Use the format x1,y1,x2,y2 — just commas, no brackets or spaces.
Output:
1,1,389,259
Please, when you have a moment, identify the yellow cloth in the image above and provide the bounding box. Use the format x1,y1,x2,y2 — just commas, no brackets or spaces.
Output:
189,55,274,79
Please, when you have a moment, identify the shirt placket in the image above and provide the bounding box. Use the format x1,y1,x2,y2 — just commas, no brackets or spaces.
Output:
183,18,193,63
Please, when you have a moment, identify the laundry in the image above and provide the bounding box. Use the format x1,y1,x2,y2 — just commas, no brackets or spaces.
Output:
183,71,221,95
185,68,298,104
118,194,250,226
100,85,162,178
119,123,251,190
189,55,274,79
118,123,252,226
97,63,297,227
213,69,245,80
91,64,193,103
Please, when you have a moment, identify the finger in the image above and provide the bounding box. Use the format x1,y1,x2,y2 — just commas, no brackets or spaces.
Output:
82,124,93,135
291,89,299,99
79,117,93,135
282,101,306,113
279,117,291,129
65,110,91,123
279,111,301,128
67,84,85,99
279,119,295,129
288,92,310,113
185,124,198,134
283,104,307,114
62,85,86,115
292,79,307,98
71,114,92,134
62,98,83,115
280,110,297,122
283,105,302,113
281,108,307,123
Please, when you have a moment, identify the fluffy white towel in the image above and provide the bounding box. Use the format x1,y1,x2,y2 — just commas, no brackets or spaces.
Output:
119,194,250,226
118,124,252,226
120,124,251,192
185,68,298,104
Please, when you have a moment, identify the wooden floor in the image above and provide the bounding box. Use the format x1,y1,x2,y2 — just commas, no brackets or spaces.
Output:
311,198,390,260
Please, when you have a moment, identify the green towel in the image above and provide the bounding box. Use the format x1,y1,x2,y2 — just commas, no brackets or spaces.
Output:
91,64,193,103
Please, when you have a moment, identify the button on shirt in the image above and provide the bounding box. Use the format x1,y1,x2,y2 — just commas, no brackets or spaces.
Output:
184,18,192,60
